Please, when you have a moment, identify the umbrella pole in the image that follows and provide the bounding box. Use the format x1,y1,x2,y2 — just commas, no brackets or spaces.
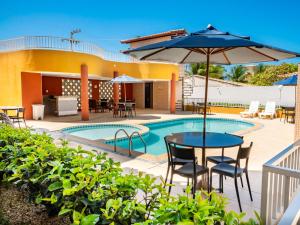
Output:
203,49,210,135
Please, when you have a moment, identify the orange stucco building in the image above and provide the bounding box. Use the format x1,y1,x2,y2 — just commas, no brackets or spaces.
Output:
0,31,183,119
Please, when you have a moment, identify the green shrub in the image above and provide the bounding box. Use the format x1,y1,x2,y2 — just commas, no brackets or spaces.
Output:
0,124,260,225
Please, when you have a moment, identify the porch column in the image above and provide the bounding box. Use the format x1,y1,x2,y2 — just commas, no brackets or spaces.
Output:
295,63,300,140
81,64,89,121
113,71,119,103
170,73,176,114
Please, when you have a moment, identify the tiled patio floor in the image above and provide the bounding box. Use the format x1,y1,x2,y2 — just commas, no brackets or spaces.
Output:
27,109,294,220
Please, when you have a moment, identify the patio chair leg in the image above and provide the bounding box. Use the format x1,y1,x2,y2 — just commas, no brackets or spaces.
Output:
18,120,21,128
164,165,170,188
234,177,242,212
23,119,27,128
210,171,213,192
221,175,224,193
168,172,174,195
207,173,210,192
240,176,244,188
193,176,197,198
245,171,253,201
218,175,222,193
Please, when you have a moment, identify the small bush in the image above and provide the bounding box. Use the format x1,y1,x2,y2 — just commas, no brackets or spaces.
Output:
0,124,260,225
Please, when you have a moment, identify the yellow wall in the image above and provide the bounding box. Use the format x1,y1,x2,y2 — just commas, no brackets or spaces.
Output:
0,49,179,106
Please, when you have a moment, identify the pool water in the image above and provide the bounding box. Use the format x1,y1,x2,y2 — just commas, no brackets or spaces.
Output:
63,124,140,140
107,118,254,155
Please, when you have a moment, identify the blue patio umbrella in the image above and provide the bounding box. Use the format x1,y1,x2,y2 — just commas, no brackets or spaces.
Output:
274,74,298,106
124,24,300,134
274,74,297,86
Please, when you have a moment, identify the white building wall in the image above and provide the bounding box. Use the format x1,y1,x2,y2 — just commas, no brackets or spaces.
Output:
187,86,295,107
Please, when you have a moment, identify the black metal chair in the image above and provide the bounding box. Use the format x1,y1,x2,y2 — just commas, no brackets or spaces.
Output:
89,99,98,112
206,133,244,191
164,136,209,198
209,142,253,212
164,136,194,186
10,107,26,128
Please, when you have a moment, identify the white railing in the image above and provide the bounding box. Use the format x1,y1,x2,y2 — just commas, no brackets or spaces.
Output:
261,140,300,225
0,36,138,63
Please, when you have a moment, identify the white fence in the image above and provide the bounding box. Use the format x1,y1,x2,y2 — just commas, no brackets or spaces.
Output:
186,86,295,107
0,36,137,63
261,140,300,225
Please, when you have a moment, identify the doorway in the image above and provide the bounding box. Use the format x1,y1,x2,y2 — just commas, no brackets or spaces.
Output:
145,82,153,108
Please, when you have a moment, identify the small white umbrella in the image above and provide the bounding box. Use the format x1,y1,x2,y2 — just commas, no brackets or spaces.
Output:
110,75,142,102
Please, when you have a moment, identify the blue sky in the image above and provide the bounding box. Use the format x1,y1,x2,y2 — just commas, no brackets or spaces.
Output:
1,0,300,64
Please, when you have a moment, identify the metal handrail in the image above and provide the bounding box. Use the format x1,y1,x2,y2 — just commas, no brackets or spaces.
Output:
129,131,147,155
114,129,130,153
0,36,138,63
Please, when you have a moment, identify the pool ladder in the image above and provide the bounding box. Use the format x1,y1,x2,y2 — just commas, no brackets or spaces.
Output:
114,129,147,156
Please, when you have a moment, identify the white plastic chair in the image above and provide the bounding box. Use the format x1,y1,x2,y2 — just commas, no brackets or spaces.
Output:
258,101,276,119
240,101,260,118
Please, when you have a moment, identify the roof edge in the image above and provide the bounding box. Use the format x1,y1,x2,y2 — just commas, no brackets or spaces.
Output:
121,29,187,44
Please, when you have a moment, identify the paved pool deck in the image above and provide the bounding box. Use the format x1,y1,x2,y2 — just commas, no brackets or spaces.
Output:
26,109,294,220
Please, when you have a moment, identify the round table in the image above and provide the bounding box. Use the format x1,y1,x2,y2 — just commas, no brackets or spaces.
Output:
167,132,244,166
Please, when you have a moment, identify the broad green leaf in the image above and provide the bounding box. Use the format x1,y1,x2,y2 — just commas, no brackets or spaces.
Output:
48,181,62,191
58,208,72,216
80,214,100,225
73,210,82,225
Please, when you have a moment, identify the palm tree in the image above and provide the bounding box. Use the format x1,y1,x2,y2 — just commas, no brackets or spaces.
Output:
254,64,267,74
226,65,247,82
189,63,225,79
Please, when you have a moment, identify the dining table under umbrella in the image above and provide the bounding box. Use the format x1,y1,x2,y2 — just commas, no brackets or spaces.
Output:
110,74,142,102
124,24,300,135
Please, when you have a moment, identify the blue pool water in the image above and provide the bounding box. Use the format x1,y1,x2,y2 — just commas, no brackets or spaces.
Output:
63,124,140,140
107,118,254,155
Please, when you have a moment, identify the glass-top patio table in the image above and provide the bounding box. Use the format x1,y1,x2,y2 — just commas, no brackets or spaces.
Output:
167,132,244,167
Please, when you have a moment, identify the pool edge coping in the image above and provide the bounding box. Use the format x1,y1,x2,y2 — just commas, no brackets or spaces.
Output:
58,116,263,163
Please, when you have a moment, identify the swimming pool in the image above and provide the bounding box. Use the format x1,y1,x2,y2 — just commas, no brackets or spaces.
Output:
106,118,254,155
63,124,142,140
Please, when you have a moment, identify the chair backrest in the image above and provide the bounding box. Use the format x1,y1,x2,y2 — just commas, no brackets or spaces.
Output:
89,99,96,108
235,142,253,171
248,101,259,113
264,101,276,113
164,136,172,164
164,136,196,163
17,107,25,118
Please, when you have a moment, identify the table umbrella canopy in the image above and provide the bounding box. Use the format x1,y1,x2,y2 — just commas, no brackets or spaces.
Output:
110,75,142,102
110,75,141,83
274,74,298,86
124,24,300,134
124,25,300,64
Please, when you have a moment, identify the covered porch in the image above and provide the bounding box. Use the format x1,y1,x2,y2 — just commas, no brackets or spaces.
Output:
20,68,177,120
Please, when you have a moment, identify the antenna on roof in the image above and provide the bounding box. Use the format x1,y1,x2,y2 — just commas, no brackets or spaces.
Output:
62,28,82,51
70,28,81,39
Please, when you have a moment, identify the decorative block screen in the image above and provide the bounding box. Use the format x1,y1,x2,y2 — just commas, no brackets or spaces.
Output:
100,81,121,100
62,79,92,109
61,79,121,109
